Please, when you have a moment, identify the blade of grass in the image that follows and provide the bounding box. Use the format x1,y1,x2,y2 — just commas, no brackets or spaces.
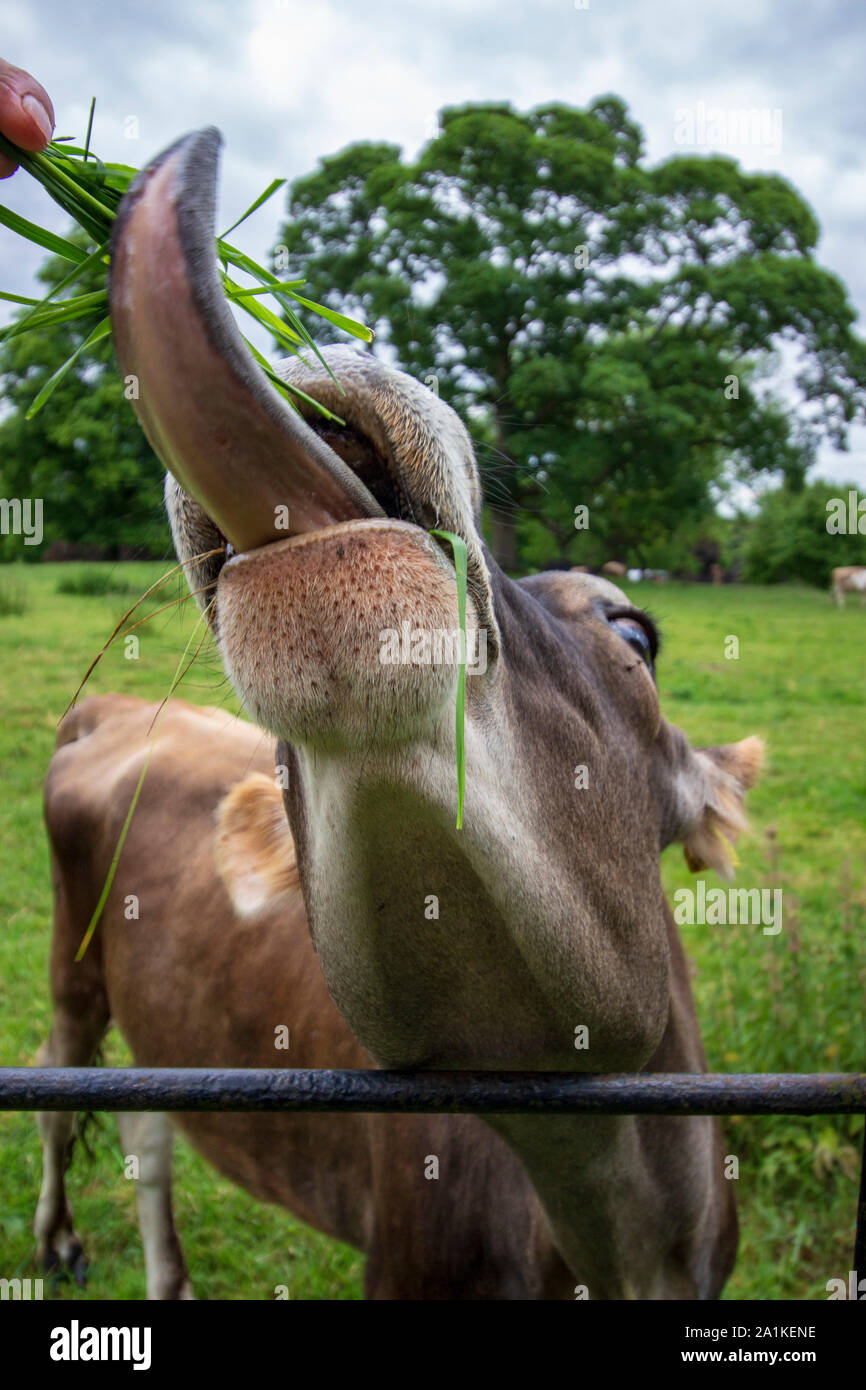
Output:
278,288,373,342
102,163,139,191
117,584,209,635
50,143,96,157
429,529,468,829
60,546,225,719
222,273,304,348
0,290,108,343
0,200,88,262
242,337,346,422
230,279,306,296
83,98,95,162
146,600,216,735
7,239,109,337
25,316,111,417
75,598,215,960
219,177,286,239
0,290,41,306
218,242,341,389
218,243,316,345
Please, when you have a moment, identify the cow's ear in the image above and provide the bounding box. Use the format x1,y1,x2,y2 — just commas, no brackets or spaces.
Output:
682,736,764,879
215,773,299,917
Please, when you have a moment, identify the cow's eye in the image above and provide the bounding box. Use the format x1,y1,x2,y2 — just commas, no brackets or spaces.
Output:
608,613,657,673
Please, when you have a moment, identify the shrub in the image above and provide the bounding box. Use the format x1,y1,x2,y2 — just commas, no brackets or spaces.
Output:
0,580,27,615
56,569,135,597
743,481,866,587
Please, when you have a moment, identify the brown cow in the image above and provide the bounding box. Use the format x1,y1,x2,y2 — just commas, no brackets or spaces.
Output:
38,696,562,1299
31,123,765,1299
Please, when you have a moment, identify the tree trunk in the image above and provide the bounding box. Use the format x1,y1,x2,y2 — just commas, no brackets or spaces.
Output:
488,500,519,572
487,397,521,572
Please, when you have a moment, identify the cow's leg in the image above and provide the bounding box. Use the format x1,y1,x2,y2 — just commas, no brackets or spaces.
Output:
34,1000,108,1284
115,1111,194,1300
35,860,112,1286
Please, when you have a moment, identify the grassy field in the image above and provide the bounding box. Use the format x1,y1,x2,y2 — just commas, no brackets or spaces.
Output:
0,561,863,1301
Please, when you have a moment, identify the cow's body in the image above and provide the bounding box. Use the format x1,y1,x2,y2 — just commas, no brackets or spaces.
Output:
37,694,571,1300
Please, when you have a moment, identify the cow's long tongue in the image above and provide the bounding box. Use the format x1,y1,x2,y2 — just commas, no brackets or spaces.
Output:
108,127,383,552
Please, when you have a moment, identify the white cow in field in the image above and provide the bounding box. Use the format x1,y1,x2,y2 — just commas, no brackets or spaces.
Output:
832,566,866,608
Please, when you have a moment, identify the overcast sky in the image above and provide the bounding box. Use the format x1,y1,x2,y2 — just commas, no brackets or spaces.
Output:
1,0,865,489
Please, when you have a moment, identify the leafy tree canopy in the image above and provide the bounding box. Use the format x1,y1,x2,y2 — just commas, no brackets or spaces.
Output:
276,96,866,569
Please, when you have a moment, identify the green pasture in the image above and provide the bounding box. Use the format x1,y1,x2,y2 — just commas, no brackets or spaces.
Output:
0,562,863,1300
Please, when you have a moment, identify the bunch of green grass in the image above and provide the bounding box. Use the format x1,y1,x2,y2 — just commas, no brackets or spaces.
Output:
0,100,372,420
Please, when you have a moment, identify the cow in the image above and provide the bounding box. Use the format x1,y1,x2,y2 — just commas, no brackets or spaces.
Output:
39,695,568,1300
5,91,765,1296
831,565,866,608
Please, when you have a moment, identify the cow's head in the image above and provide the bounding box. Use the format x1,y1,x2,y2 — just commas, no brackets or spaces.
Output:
109,129,762,1072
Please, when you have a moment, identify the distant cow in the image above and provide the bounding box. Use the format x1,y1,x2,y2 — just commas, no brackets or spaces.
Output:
831,566,866,608
602,560,628,577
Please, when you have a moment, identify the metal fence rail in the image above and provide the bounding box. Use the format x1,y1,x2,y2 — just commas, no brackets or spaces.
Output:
3,1067,865,1276
1,1067,865,1114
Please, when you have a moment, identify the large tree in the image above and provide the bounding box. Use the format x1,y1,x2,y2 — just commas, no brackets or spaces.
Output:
276,97,866,570
0,230,168,559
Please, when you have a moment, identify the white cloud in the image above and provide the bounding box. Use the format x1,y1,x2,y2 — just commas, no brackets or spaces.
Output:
1,0,864,486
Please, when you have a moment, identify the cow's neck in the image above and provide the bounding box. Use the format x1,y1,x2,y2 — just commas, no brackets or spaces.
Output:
487,930,721,1299
278,733,715,1298
280,710,670,1074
